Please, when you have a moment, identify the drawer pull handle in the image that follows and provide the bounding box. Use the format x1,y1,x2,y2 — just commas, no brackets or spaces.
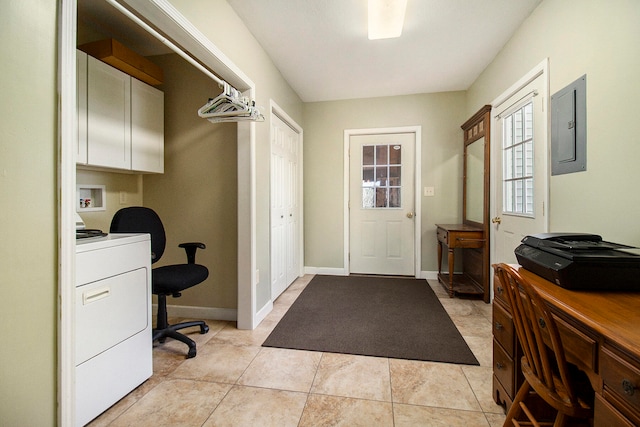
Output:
496,286,504,295
495,322,504,331
496,362,505,370
622,379,637,396
83,287,110,305
538,318,546,329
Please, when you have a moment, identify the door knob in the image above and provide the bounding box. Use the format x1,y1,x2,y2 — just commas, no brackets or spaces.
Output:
492,217,502,224
406,212,414,219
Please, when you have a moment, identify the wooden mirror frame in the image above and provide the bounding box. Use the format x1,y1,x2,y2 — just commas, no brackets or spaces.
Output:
461,105,491,302
462,105,491,228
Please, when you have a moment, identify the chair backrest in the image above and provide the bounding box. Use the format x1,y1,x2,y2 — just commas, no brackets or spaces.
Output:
110,207,166,264
494,263,581,407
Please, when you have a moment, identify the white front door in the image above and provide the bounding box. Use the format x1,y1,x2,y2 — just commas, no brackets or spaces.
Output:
492,70,549,264
271,113,300,299
349,133,416,275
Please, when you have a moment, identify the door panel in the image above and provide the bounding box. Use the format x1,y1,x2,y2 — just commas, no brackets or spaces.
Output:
271,114,300,299
349,133,415,275
493,75,548,263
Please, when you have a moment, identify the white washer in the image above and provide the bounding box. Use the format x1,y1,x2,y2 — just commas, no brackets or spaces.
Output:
75,233,152,426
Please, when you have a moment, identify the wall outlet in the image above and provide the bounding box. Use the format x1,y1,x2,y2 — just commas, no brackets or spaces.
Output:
119,191,127,204
424,186,435,197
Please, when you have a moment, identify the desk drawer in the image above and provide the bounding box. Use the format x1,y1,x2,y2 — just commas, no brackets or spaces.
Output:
601,346,640,417
449,230,484,248
493,273,508,307
493,340,515,396
552,314,597,373
493,302,515,357
436,227,483,248
595,393,636,427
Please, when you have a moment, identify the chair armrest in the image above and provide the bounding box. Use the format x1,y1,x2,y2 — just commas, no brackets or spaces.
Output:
178,242,206,264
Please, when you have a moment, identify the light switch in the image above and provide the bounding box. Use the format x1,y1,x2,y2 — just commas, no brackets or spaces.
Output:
424,187,435,197
119,191,127,204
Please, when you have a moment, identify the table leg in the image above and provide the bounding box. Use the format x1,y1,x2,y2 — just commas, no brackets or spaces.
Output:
447,247,455,297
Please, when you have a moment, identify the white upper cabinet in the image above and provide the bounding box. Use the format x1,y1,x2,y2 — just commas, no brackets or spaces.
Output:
131,79,164,173
77,50,164,173
87,55,132,170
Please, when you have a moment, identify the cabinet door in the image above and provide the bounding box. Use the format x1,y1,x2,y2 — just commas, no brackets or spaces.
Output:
87,56,131,170
131,79,164,173
76,50,88,165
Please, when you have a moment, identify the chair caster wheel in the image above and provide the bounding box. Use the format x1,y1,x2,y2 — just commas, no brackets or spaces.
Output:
187,347,196,359
201,324,209,334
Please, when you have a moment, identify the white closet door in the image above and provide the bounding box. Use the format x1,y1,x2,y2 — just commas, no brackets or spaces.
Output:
271,114,300,300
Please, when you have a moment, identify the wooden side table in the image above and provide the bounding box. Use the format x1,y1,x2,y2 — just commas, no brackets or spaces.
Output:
436,224,484,297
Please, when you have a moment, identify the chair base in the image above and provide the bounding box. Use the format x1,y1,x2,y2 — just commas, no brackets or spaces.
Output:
153,320,209,358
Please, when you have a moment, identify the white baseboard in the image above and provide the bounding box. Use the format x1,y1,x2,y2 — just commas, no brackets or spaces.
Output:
254,299,273,328
153,304,237,322
421,270,438,280
304,266,348,276
304,267,439,280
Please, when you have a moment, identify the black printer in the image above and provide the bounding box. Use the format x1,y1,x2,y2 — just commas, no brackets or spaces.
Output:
514,233,640,290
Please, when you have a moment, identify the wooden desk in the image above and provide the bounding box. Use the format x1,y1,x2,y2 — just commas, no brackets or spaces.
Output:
493,265,640,426
436,224,484,298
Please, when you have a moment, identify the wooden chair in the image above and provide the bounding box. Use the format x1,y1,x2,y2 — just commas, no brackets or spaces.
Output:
493,263,594,427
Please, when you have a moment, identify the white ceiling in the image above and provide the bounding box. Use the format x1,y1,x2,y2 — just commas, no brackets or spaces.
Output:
80,0,542,103
227,0,542,102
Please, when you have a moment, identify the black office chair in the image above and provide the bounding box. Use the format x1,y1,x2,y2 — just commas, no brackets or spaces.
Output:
110,206,209,358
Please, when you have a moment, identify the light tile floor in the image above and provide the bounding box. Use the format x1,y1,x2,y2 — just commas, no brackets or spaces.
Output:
88,275,507,426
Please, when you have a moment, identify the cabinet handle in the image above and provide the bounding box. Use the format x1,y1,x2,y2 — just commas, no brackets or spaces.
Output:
622,379,637,396
496,286,504,295
496,362,504,370
495,322,504,331
538,318,546,329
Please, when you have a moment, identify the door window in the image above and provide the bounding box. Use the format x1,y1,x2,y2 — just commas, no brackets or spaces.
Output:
502,102,534,216
361,144,402,208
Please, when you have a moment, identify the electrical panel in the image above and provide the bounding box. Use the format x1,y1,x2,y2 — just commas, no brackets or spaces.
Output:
551,75,586,175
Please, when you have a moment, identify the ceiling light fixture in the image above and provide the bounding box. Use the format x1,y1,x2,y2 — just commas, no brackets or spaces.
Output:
368,0,408,40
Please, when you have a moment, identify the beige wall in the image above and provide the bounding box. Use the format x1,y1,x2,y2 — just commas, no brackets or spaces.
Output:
1,0,57,425
144,53,239,309
76,170,144,230
170,0,304,309
467,0,640,246
303,92,467,272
